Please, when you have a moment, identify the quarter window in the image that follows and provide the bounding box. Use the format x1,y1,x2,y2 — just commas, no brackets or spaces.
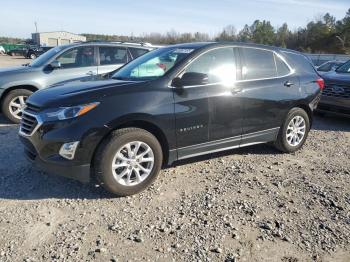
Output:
274,54,291,76
240,48,277,80
182,47,236,84
57,47,95,68
99,46,128,65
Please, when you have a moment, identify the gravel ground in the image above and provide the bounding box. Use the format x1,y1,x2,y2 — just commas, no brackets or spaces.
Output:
0,56,349,261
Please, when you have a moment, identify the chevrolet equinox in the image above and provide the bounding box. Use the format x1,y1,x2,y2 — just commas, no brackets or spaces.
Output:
19,42,324,196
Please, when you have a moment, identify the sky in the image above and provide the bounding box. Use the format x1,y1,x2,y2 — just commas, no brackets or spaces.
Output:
0,0,349,38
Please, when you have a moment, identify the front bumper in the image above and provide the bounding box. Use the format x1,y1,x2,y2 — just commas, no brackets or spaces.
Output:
317,95,350,116
18,114,111,183
20,135,91,183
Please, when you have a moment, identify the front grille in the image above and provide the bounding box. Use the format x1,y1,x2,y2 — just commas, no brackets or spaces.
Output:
19,111,40,136
322,84,350,98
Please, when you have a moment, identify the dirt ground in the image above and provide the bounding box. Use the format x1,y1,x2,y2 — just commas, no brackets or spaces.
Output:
0,55,349,262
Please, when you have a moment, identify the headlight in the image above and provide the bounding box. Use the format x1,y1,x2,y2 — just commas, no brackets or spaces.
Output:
45,102,99,121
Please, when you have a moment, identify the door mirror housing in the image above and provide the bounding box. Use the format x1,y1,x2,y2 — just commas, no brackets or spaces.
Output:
49,60,61,69
172,72,209,88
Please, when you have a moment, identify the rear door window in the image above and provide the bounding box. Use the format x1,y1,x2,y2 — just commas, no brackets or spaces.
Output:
99,46,128,65
240,48,277,80
129,48,149,59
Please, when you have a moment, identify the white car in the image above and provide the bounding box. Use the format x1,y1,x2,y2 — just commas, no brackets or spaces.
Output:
0,46,5,54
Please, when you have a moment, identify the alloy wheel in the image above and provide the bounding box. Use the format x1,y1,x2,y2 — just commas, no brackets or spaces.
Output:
8,95,27,120
111,141,154,186
286,115,306,146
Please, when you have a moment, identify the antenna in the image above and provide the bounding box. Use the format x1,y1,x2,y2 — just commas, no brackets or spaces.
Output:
34,22,38,33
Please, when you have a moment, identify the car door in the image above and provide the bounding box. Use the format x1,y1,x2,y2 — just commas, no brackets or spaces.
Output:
97,46,129,75
42,46,98,86
236,47,300,145
173,47,242,159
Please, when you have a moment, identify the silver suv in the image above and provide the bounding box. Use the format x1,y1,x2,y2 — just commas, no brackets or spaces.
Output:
0,42,155,123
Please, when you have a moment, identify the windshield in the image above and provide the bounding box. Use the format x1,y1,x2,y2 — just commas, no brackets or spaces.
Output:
29,46,64,67
112,47,195,81
335,60,350,73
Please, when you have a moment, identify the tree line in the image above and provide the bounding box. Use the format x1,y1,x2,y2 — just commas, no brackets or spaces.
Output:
2,8,349,54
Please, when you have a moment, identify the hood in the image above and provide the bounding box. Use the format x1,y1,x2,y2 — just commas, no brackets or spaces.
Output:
322,71,350,84
27,78,142,108
0,65,32,75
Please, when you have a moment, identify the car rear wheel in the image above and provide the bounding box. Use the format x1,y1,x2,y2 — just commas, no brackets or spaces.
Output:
274,108,310,153
29,53,37,59
1,89,33,123
94,128,163,196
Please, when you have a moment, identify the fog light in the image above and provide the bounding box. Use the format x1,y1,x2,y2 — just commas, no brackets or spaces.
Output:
59,141,79,160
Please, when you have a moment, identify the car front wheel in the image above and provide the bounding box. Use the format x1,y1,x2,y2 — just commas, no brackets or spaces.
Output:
1,89,33,123
94,128,163,196
274,108,310,153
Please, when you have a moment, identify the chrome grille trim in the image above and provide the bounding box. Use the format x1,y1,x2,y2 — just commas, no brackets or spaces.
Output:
19,110,43,137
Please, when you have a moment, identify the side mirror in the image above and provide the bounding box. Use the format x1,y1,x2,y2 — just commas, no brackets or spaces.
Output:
49,60,61,69
172,72,209,88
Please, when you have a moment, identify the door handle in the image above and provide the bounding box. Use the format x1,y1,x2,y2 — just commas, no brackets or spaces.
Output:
284,81,294,87
231,87,242,94
86,71,95,76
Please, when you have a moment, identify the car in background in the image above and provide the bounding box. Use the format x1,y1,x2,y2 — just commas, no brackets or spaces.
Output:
316,60,344,74
26,46,53,59
8,46,29,57
19,42,323,196
318,60,350,117
0,46,5,55
0,41,156,123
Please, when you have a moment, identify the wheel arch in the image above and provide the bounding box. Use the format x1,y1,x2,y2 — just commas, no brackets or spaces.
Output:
92,118,171,168
0,85,38,107
295,103,313,128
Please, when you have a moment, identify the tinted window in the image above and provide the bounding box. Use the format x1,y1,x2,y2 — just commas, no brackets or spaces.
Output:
112,47,193,81
274,54,290,76
57,47,95,68
240,48,277,80
183,47,236,84
282,52,316,74
129,48,149,59
336,60,350,73
99,46,128,65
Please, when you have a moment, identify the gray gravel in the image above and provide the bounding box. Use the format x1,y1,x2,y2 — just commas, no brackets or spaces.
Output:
0,114,349,261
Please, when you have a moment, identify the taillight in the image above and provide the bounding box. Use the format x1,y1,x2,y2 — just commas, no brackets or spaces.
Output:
315,78,325,90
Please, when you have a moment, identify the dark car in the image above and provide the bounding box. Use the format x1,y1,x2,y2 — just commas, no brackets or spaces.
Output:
19,42,323,196
317,60,350,117
26,46,52,59
316,60,344,74
8,46,29,57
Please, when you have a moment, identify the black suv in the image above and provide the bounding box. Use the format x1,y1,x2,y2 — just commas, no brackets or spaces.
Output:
19,42,323,196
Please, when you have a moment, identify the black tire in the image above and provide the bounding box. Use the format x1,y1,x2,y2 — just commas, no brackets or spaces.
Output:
29,53,36,59
274,108,310,153
1,89,33,124
94,128,163,196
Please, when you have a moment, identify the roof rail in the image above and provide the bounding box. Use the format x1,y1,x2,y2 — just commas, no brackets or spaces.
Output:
76,40,155,47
